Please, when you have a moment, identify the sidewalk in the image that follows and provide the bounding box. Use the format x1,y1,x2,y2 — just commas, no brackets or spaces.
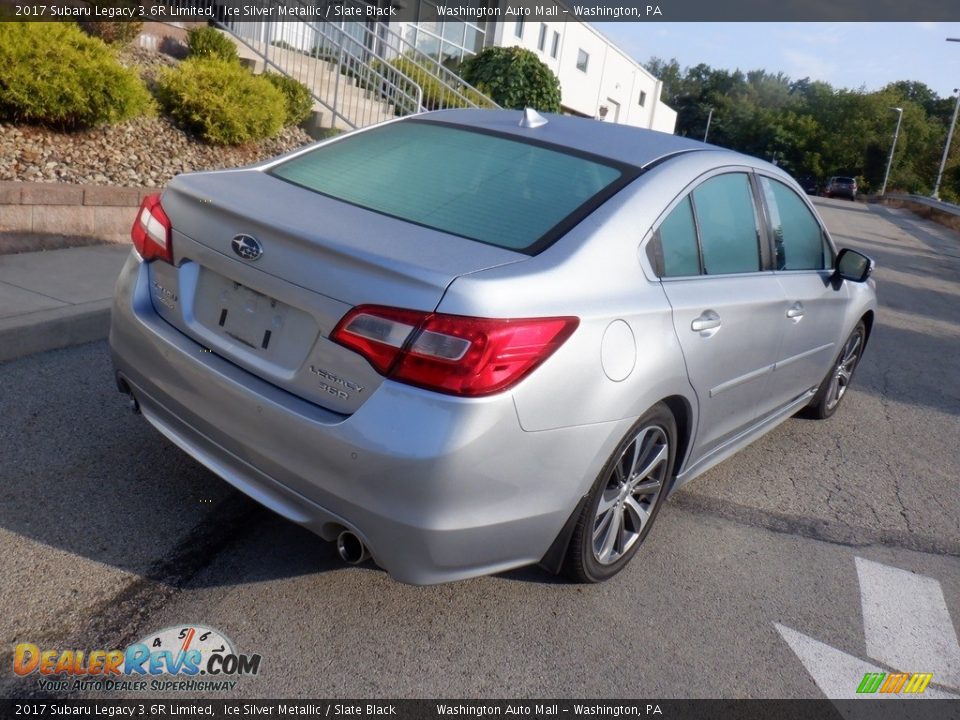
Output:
0,244,131,363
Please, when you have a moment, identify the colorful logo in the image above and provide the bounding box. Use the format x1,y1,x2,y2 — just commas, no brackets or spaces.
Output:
856,672,933,694
12,625,261,693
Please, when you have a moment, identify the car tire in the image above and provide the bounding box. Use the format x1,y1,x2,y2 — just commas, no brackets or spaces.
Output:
802,320,867,420
563,403,677,583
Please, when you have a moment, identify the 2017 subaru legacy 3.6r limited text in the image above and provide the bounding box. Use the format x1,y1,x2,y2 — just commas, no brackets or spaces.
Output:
111,109,876,584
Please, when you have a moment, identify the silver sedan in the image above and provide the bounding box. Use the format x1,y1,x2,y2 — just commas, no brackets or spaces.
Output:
110,109,876,584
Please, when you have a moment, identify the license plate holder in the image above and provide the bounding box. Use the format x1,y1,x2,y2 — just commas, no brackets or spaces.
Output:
217,281,288,351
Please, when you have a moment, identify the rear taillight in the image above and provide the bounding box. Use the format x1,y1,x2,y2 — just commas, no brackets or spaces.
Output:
131,193,172,263
331,305,579,397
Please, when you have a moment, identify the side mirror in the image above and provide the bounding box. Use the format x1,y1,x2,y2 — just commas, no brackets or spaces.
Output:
834,248,874,283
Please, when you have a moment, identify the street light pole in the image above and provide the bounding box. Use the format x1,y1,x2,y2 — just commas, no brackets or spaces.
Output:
881,107,904,196
933,38,960,199
703,107,713,143
932,89,960,199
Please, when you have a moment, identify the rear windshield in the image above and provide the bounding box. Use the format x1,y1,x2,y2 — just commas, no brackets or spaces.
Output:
269,121,627,254
834,177,855,183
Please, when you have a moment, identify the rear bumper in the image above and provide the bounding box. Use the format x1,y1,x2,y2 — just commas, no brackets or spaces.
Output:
110,253,626,584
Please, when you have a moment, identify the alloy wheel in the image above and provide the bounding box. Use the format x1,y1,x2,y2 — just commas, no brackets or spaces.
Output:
826,328,864,412
592,425,669,565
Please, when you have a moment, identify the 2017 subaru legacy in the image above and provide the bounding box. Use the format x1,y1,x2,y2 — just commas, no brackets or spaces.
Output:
111,109,876,584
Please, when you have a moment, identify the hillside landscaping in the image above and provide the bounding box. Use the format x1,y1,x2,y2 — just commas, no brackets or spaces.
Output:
0,23,314,188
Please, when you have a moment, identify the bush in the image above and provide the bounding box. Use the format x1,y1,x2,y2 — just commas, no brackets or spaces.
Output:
263,72,313,126
156,58,286,145
79,21,143,45
0,22,153,128
388,57,491,111
461,47,561,113
186,26,238,63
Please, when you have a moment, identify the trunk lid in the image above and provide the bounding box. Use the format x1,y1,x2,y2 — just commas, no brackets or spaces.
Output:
147,168,525,415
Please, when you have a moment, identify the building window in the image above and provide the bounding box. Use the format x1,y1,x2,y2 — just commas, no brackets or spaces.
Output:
551,31,560,58
514,19,523,39
639,90,647,107
538,23,547,52
404,2,488,65
576,49,589,72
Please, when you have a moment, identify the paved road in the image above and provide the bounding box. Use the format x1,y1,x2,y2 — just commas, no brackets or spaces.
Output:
1,198,958,701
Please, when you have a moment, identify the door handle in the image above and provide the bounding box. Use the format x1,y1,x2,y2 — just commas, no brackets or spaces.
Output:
786,302,805,320
691,310,722,332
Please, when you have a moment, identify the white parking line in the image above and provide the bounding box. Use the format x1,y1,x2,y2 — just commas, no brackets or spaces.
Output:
776,557,960,699
856,557,960,690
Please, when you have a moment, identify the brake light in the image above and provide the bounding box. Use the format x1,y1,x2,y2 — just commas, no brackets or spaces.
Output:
331,305,579,397
131,193,172,263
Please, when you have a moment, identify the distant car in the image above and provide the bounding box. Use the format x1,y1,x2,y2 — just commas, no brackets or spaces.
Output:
796,175,819,195
110,109,877,585
825,176,858,200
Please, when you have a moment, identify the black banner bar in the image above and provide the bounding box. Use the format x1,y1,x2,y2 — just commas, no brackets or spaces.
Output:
1,0,959,22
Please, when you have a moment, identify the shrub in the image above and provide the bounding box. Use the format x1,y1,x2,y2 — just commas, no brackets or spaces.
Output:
0,22,153,128
461,47,561,113
186,26,238,63
388,57,491,111
263,72,313,126
156,58,286,145
79,21,143,45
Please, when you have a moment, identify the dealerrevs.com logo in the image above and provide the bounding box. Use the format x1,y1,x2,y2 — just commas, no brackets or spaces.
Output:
12,625,261,693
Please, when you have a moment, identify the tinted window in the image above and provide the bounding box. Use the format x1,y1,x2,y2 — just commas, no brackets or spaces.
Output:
271,122,623,253
760,177,827,271
692,174,760,274
658,197,700,277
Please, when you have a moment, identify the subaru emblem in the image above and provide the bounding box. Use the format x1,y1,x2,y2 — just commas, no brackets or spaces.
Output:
231,234,263,261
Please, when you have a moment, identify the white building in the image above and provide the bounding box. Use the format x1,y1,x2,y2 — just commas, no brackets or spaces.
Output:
392,5,676,133
493,20,677,132
224,0,676,133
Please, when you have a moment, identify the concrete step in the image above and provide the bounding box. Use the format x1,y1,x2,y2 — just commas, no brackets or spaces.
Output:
230,34,400,130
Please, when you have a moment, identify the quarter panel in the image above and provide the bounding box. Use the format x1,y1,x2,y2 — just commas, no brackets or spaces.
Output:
436,169,699,433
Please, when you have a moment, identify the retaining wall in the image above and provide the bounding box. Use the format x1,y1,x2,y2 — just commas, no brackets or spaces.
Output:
0,182,147,253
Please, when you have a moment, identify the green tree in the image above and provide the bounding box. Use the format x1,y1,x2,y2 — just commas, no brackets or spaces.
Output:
461,47,561,113
644,56,960,199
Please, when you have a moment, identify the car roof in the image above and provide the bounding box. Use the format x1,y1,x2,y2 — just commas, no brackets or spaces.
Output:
416,109,714,169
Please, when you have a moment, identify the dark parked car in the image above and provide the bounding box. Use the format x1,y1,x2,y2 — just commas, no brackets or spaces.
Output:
795,176,819,195
825,176,858,200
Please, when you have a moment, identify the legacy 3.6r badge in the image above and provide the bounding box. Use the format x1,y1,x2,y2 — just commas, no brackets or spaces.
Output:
231,234,263,261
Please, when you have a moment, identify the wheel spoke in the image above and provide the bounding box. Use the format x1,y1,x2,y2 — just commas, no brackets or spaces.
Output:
631,443,668,486
596,505,623,562
627,434,645,480
843,336,861,364
623,495,650,531
593,505,614,544
596,489,619,517
613,461,626,485
632,478,662,496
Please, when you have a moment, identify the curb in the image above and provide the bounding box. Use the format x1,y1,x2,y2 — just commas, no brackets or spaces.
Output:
0,299,112,363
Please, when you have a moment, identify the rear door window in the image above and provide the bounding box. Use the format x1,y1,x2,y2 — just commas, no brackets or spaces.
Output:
657,197,700,277
691,174,761,274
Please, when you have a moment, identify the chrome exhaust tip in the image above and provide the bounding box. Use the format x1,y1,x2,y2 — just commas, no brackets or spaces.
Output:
336,531,370,565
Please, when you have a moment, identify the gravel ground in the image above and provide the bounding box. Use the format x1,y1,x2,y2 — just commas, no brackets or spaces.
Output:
0,46,315,188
